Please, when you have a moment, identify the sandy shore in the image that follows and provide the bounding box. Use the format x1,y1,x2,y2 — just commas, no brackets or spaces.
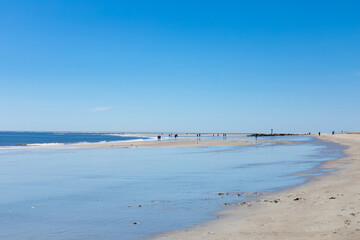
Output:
0,139,265,150
0,133,298,150
150,133,360,240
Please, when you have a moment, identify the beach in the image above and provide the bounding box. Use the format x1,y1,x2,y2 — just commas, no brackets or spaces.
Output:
0,140,256,150
1,140,259,150
150,133,360,240
0,132,304,150
2,1,357,239
0,133,341,240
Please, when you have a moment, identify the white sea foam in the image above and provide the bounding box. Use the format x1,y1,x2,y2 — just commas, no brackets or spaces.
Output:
69,141,107,145
26,143,65,146
121,136,159,142
0,142,66,149
104,133,158,142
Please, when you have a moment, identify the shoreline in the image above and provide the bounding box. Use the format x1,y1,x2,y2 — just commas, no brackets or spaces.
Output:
0,139,270,150
149,133,360,240
0,133,302,150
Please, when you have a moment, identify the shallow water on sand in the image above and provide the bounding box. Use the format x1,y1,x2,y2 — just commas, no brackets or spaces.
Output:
0,137,343,240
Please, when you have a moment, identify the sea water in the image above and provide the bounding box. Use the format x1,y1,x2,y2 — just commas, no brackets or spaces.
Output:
0,131,151,147
0,136,343,240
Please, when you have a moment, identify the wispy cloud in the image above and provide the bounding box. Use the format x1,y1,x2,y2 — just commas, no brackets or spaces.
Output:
90,106,112,112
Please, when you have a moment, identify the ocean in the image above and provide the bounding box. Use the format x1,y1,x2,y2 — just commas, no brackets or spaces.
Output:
0,134,344,240
0,131,151,147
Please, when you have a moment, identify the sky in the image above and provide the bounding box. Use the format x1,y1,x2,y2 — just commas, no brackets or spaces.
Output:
0,0,359,133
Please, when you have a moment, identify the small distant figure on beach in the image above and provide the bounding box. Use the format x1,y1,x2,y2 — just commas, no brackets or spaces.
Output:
174,134,178,138
157,135,161,140
332,131,335,135
318,132,321,136
255,134,258,141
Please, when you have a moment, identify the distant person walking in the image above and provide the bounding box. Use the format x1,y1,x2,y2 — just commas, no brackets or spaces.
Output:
318,132,321,136
332,131,335,135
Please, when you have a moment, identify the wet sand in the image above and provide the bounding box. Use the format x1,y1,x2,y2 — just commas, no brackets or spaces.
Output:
1,140,263,150
150,133,360,240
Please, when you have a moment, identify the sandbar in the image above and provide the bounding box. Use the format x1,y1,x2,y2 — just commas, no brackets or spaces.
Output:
0,140,263,150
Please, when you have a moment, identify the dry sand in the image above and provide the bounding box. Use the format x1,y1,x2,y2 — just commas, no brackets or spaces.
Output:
150,133,360,240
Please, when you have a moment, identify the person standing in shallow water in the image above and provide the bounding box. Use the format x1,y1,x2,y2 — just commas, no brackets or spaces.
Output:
318,132,321,136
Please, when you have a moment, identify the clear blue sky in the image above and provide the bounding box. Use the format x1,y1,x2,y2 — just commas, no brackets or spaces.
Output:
1,0,359,133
